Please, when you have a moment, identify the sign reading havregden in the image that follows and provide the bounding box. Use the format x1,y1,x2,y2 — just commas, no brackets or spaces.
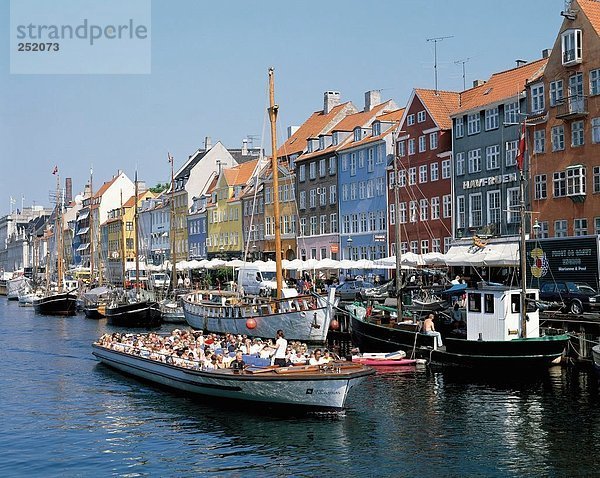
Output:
462,173,518,190
10,0,151,74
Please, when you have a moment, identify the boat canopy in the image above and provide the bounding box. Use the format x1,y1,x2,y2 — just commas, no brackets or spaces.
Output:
445,242,519,267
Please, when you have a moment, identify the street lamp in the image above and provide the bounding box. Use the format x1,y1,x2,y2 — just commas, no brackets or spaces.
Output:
532,219,541,238
346,236,353,261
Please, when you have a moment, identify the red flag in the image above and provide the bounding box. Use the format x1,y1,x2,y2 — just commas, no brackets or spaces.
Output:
516,122,526,171
52,165,58,175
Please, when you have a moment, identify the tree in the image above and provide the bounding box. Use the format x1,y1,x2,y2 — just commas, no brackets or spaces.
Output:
149,182,169,193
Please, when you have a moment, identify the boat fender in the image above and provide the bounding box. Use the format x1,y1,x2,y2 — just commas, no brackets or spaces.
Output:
300,311,306,317
366,306,372,317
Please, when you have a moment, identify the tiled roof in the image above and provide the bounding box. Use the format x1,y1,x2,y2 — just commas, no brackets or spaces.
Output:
223,159,259,186
337,108,405,152
93,175,121,199
277,102,356,158
122,191,154,208
453,58,548,115
579,0,600,35
414,89,461,130
205,175,219,195
377,108,405,124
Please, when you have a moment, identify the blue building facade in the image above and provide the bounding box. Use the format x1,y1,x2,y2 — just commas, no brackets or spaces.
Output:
188,196,207,260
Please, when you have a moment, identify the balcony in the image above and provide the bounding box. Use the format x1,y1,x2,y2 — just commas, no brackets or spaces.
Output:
555,95,588,120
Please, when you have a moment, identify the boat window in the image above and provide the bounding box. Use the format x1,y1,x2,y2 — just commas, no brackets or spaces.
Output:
511,294,520,313
468,293,482,312
484,294,494,313
526,293,538,312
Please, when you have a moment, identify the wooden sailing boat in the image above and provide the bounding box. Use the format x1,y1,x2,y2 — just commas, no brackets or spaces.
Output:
350,120,570,368
182,68,338,343
33,168,78,316
105,172,162,328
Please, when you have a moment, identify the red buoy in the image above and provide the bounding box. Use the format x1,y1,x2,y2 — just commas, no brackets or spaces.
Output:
246,318,257,330
329,319,340,331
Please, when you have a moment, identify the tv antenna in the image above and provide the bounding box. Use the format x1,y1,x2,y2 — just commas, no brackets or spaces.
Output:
454,57,470,91
426,35,454,93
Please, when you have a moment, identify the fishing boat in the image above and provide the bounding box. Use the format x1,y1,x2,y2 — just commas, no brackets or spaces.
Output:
182,68,337,343
92,340,374,412
82,286,110,319
33,170,78,316
104,174,162,328
351,350,417,367
7,274,28,300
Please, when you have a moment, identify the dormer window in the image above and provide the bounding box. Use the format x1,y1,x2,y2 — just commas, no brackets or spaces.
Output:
372,121,381,136
332,132,339,145
353,127,362,142
307,139,313,153
319,136,325,150
562,29,582,66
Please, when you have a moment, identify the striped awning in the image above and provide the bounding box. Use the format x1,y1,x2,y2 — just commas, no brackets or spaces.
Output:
76,243,90,252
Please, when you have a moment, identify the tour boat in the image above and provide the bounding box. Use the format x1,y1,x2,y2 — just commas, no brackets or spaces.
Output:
92,342,374,412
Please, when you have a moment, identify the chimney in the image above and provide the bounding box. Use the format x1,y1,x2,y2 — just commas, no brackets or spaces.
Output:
323,91,341,114
364,90,381,112
515,59,527,67
287,125,299,139
204,136,212,150
65,178,72,204
472,79,486,87
542,48,552,58
241,138,248,155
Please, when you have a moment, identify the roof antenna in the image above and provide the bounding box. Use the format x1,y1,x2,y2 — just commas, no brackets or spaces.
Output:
454,58,470,92
427,35,454,94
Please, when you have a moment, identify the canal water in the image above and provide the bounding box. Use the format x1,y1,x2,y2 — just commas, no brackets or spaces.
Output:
1,298,599,477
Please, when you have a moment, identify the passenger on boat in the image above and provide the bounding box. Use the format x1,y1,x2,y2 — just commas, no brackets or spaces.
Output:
423,313,443,347
309,349,327,366
290,350,308,365
230,350,246,371
273,329,288,367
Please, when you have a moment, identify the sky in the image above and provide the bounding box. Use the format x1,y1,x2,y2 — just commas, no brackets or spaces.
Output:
0,0,565,215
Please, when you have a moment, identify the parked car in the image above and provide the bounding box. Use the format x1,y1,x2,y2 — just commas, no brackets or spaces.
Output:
539,281,600,314
150,273,170,289
335,280,375,301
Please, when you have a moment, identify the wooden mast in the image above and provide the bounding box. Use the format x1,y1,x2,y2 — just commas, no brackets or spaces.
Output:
55,172,64,293
169,153,177,291
393,127,403,319
134,171,141,300
268,67,283,299
120,190,126,290
89,167,95,283
519,120,528,339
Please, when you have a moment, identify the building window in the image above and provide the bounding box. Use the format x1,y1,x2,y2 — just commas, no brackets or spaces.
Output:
319,187,327,206
455,117,464,138
341,154,348,171
358,181,366,200
574,218,588,236
467,113,480,135
553,171,566,197
430,162,439,181
571,120,584,147
409,200,417,223
328,157,336,175
409,241,417,254
534,174,547,200
507,188,520,224
342,184,348,201
310,216,317,235
419,135,426,152
372,121,381,136
320,215,327,234
591,69,600,96
455,152,465,175
443,194,452,218
367,148,375,172
533,129,545,154
309,188,316,207
537,221,549,238
505,140,518,166
398,170,406,187
531,83,545,113
350,154,357,176
486,145,500,170
595,217,600,235
421,239,429,254
408,167,417,185
469,193,482,227
351,214,358,233
377,210,386,230
457,196,465,229
442,159,451,179
550,80,564,106
419,165,428,183
417,110,426,123
299,191,306,209
398,141,406,157
419,198,428,221
485,107,499,130
354,128,362,142
431,196,440,220
330,213,338,233
432,238,441,253
408,138,416,155
594,166,600,193
399,203,406,224
359,150,365,168
407,114,415,126
429,132,438,150
504,102,519,124
376,176,385,196
561,28,582,65
555,220,568,237
487,190,501,226
566,166,586,196
319,159,326,177
592,118,600,144
299,164,306,182
329,185,336,204
552,125,565,151
389,203,396,225
309,162,316,180
468,149,481,173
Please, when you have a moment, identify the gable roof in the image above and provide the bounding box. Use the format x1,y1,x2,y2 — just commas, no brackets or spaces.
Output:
453,58,548,115
413,89,461,130
223,159,259,186
93,174,121,199
337,107,406,152
578,0,600,35
277,102,357,158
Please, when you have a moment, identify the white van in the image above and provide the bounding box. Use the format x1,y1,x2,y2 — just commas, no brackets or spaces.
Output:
237,265,277,296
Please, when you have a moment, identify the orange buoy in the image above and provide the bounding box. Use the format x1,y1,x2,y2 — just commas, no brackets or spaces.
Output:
246,318,257,329
329,319,340,330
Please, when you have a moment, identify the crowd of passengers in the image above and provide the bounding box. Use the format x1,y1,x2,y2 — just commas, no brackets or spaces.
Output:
97,329,338,371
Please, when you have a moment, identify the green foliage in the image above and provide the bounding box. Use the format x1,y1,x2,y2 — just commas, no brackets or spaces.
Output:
149,182,169,193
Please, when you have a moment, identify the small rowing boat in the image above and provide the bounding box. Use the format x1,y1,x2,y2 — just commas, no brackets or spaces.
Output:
352,350,417,367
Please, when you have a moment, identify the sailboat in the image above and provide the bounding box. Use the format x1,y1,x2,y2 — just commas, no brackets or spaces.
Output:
33,169,78,316
105,173,162,328
349,121,570,368
182,68,338,343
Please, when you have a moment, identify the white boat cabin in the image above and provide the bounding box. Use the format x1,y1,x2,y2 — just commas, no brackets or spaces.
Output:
465,284,540,341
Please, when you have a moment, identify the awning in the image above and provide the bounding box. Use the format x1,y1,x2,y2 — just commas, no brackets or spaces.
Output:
77,211,89,221
76,243,90,252
445,242,518,267
76,227,90,236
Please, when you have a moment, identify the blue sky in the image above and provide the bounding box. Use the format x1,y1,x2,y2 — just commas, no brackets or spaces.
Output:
0,0,564,214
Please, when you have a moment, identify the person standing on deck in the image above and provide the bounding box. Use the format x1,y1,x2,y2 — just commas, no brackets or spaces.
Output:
272,329,288,367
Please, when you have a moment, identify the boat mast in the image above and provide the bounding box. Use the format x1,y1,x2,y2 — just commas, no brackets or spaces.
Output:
169,153,177,291
519,153,528,339
56,172,64,293
120,190,126,290
89,167,94,283
134,172,141,300
268,67,283,299
393,127,403,318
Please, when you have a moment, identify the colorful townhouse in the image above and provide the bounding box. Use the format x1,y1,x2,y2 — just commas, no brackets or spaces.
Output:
451,58,548,247
241,175,265,261
526,0,600,238
188,195,208,260
206,159,261,259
